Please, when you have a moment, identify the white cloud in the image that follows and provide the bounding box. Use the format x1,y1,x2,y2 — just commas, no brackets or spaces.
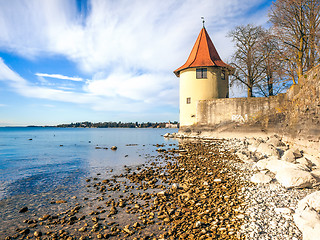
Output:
0,103,7,107
0,0,271,73
35,73,84,82
0,58,178,113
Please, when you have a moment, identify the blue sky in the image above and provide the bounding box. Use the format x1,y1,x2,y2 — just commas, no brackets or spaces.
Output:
0,0,273,126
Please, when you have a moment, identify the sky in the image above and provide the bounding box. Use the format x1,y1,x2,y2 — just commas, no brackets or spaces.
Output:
0,0,274,126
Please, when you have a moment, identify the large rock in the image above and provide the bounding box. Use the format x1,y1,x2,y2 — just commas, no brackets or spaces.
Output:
275,169,317,188
250,172,273,184
267,136,285,147
256,158,309,174
296,157,313,169
293,191,320,240
304,154,320,168
296,191,320,211
311,169,320,179
256,143,280,158
236,151,256,163
281,149,297,163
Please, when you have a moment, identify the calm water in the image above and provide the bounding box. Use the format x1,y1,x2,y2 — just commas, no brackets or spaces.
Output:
0,127,178,200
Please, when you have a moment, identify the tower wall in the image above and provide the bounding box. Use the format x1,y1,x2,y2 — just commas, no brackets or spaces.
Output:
179,67,229,126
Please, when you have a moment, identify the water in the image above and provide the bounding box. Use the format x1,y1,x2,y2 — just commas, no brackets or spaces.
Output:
0,127,178,200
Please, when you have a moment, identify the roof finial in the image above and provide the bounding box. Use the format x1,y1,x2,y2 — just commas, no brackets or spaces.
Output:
201,17,205,28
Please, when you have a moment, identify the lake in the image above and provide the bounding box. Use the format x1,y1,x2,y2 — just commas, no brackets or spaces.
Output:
0,127,178,200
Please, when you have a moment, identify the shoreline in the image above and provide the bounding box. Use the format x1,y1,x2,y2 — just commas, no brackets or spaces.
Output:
3,132,320,239
3,138,248,239
166,131,320,239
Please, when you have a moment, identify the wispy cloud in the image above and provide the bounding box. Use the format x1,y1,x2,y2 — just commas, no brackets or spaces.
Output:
0,58,178,113
35,73,83,82
0,103,7,107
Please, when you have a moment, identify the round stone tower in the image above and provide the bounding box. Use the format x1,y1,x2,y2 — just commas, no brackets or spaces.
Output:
174,27,234,127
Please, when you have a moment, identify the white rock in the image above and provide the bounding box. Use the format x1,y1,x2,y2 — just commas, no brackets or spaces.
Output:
172,183,179,190
256,158,309,174
282,149,297,163
294,191,320,240
157,191,166,196
275,169,317,188
304,154,320,168
256,143,280,158
213,179,222,183
296,191,320,212
274,207,294,215
296,157,313,169
250,172,273,184
267,137,285,147
236,151,254,163
294,208,320,240
311,169,320,179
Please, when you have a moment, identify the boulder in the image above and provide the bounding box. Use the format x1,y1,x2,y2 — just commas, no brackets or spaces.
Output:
296,191,320,211
250,172,273,184
267,136,285,147
275,169,317,188
256,143,280,158
281,149,297,163
304,154,320,168
256,158,309,174
311,169,320,179
236,151,254,163
247,138,263,152
296,157,313,169
293,191,320,240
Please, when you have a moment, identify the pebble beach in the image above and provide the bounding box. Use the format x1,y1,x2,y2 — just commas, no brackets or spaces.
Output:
2,133,320,239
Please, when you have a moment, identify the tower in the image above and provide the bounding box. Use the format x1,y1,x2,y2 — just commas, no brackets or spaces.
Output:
174,26,234,127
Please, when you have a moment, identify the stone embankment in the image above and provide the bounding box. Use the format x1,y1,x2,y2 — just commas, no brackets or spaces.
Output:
165,132,320,240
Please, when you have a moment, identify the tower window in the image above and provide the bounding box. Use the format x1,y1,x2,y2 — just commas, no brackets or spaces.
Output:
196,68,207,79
221,70,225,80
186,97,191,104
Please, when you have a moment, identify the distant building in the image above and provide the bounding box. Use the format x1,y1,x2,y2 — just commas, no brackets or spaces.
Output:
174,26,234,126
165,121,179,128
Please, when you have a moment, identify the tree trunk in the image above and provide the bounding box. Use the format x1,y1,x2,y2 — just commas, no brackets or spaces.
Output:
267,75,273,96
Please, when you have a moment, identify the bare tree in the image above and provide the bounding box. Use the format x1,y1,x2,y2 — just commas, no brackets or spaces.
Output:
255,30,291,97
269,0,320,84
228,24,266,97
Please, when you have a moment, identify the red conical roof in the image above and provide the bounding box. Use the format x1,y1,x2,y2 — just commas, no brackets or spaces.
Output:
174,27,233,77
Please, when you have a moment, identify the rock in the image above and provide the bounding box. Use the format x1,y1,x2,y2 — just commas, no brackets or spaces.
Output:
213,179,222,183
256,143,280,158
304,154,320,168
275,169,317,188
111,146,117,150
293,191,320,240
296,191,320,212
56,200,67,204
236,151,254,163
250,172,273,184
296,157,313,169
274,207,294,215
156,148,166,152
78,227,87,232
34,231,42,237
267,136,285,147
282,149,297,163
256,158,309,174
311,169,320,179
172,183,179,191
19,206,28,213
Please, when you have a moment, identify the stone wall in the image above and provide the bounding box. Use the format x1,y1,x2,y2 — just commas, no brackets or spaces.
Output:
196,94,286,127
285,64,320,140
